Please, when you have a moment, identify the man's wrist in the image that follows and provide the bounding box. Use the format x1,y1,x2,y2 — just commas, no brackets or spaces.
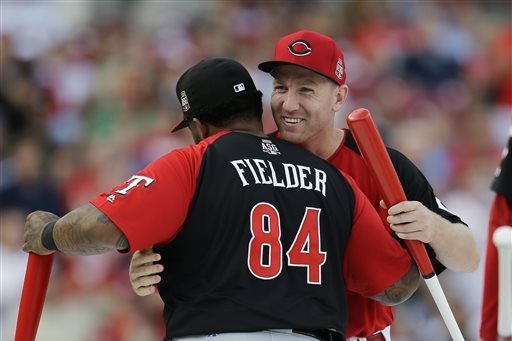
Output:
41,220,59,251
428,213,444,244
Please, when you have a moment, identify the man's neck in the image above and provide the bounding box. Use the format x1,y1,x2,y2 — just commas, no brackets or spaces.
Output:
209,121,266,138
300,128,344,160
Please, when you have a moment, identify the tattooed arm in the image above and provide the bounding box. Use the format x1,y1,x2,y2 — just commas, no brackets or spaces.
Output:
23,204,129,256
370,263,420,306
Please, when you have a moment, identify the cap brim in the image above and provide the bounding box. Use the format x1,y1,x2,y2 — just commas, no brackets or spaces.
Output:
258,60,341,85
257,61,292,73
170,118,188,133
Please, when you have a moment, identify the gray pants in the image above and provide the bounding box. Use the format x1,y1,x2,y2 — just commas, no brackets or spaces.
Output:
173,329,322,341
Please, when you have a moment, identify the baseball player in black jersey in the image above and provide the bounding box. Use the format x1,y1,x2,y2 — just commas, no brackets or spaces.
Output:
23,58,419,341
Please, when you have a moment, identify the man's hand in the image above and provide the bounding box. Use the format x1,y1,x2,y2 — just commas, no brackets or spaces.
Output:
381,200,438,243
381,200,479,272
23,211,59,255
129,248,164,296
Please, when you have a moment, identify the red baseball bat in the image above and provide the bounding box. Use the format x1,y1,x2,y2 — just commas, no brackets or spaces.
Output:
15,253,55,341
347,108,464,340
346,108,433,277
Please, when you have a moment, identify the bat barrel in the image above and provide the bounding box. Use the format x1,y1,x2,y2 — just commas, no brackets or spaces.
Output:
346,108,434,277
15,253,54,341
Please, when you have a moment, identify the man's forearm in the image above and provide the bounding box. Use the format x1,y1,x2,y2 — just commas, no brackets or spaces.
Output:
53,203,129,255
370,263,420,306
430,217,480,272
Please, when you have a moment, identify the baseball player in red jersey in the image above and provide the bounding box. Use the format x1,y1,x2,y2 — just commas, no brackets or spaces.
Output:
23,58,419,341
480,124,512,341
130,31,479,340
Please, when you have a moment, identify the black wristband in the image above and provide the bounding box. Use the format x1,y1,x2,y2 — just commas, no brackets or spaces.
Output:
41,221,59,251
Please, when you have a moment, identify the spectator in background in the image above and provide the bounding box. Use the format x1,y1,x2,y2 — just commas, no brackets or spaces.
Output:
0,137,62,215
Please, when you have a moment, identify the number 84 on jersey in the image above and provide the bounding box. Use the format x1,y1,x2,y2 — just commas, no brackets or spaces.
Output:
247,202,326,285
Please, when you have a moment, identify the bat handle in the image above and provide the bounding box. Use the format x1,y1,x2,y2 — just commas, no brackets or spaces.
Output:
424,276,465,340
403,240,435,278
15,253,55,341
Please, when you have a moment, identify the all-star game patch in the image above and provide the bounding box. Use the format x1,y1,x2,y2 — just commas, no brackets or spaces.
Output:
261,139,280,155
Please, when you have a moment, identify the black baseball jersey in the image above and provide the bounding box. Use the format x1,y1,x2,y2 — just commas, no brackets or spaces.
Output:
155,132,353,339
93,131,413,340
491,127,512,201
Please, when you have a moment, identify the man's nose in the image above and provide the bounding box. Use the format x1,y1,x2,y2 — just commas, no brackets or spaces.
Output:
282,91,299,113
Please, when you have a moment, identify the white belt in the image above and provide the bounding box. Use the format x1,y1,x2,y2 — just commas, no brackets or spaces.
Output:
173,329,321,341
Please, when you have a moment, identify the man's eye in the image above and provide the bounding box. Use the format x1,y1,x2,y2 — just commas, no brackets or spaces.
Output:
300,87,314,93
273,86,286,92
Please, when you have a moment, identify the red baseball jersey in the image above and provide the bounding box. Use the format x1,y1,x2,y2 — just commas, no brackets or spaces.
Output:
91,131,411,339
325,129,466,337
480,126,512,341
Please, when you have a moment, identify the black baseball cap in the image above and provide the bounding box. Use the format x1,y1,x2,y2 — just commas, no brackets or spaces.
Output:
171,58,260,132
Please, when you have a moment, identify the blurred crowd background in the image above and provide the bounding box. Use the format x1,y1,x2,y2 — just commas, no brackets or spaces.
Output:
1,1,510,340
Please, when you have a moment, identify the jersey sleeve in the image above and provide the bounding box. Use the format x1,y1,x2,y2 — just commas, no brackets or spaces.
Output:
342,175,413,297
388,147,466,274
90,144,206,253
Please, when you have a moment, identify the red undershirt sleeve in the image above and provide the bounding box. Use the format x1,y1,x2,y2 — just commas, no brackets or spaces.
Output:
343,176,412,297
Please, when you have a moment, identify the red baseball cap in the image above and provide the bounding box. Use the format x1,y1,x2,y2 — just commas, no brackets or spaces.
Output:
258,30,346,85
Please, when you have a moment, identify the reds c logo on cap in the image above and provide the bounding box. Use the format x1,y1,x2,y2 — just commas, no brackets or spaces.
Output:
288,40,312,56
180,90,190,112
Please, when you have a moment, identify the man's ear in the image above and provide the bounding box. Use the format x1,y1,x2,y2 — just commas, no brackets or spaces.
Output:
333,84,349,112
189,118,209,143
